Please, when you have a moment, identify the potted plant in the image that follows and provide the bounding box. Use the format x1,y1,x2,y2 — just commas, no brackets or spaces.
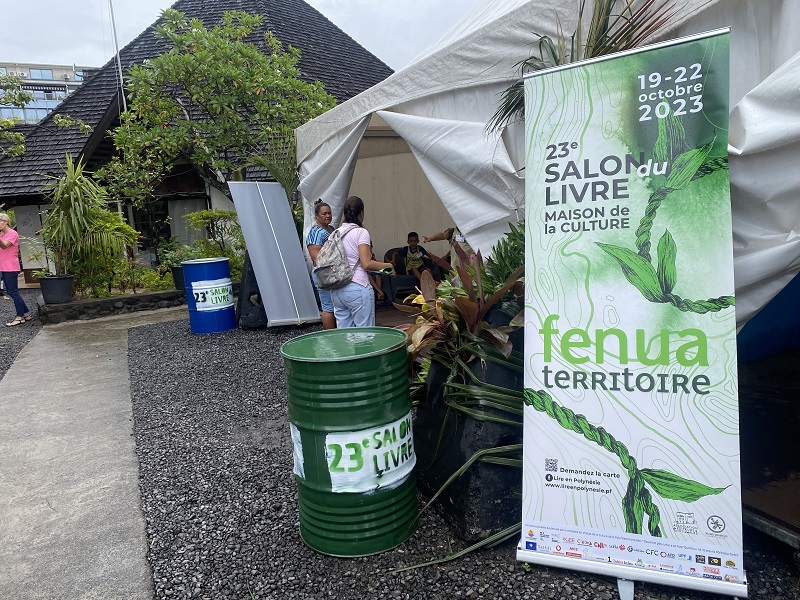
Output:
395,226,525,541
38,154,138,303
161,243,203,291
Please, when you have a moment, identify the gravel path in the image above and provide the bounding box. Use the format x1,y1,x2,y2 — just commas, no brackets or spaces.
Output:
128,319,800,600
0,289,43,373
0,296,794,598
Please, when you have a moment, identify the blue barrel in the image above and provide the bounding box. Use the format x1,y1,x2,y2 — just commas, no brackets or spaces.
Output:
182,258,237,334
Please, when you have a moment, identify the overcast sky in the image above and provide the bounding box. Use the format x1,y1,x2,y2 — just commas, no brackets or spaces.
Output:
0,0,477,71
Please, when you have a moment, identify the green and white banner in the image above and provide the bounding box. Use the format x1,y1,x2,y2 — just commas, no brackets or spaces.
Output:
518,30,746,596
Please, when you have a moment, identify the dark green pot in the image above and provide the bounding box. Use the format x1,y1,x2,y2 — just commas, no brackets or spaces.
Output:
39,274,74,304
170,265,185,291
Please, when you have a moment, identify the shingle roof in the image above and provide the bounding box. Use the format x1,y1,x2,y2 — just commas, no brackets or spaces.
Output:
0,0,392,198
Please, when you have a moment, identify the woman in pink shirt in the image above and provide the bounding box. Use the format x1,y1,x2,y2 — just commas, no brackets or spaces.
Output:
329,196,394,327
0,213,31,326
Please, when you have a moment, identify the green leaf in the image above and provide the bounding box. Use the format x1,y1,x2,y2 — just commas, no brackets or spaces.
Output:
656,230,677,294
653,112,686,165
454,295,479,330
664,138,715,191
596,243,664,302
640,468,728,503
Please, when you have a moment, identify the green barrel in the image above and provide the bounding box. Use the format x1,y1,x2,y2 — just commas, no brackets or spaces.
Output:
280,327,417,557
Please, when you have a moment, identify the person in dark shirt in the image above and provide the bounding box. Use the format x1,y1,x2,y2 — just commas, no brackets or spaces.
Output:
391,232,436,282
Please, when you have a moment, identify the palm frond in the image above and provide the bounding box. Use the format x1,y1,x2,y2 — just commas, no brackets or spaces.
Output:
417,444,524,519
488,0,677,132
390,522,522,573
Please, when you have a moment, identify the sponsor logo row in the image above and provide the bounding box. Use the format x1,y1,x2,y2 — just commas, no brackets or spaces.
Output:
524,531,737,572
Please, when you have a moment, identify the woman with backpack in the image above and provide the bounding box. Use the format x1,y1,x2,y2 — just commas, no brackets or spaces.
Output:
330,196,394,328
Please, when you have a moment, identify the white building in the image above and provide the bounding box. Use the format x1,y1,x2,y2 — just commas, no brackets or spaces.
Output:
0,62,98,123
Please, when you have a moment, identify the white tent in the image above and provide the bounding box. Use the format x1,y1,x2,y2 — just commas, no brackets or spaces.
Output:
296,0,800,326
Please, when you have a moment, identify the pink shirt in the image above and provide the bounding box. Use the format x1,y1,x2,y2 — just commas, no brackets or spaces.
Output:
338,224,371,288
0,228,20,272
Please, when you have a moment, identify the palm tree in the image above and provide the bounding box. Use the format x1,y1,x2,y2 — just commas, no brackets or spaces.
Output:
40,154,138,276
488,0,677,131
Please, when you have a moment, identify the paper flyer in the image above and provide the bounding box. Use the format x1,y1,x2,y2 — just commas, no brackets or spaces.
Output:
517,30,746,597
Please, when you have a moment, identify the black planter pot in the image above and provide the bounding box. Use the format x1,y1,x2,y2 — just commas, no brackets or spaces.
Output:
170,265,185,291
414,303,524,542
39,274,74,304
236,251,267,329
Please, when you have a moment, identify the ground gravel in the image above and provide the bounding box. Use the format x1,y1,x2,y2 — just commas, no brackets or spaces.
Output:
126,319,799,600
0,289,43,373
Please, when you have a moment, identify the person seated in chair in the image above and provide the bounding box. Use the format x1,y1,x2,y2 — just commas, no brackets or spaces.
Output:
391,232,437,283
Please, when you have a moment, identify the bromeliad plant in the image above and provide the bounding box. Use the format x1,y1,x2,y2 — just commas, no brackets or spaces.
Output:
396,243,524,376
395,225,526,527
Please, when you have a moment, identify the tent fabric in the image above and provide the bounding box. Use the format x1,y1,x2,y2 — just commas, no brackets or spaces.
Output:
297,115,370,227
296,0,800,326
728,48,800,324
376,111,523,254
670,0,800,324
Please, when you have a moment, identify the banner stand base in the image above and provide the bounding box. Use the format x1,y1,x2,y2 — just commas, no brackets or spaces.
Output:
617,578,634,600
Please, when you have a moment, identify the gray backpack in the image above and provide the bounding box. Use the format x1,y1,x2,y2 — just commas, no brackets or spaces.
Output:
313,226,360,290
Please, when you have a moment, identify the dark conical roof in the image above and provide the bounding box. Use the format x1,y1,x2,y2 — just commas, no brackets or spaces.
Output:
0,0,393,198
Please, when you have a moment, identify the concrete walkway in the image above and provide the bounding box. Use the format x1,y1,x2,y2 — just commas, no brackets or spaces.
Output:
0,308,186,599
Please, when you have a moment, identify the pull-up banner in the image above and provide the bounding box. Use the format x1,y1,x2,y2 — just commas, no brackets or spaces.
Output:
518,30,746,597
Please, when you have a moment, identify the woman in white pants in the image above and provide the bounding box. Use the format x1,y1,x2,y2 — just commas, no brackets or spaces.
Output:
330,196,394,327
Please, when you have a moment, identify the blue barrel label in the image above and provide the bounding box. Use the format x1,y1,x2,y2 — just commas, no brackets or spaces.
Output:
323,411,415,493
190,278,233,311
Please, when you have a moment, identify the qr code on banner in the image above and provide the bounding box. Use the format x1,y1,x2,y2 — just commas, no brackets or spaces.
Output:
545,458,558,472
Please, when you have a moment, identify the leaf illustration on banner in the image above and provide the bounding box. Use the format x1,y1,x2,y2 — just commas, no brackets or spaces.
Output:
653,112,686,166
623,478,645,535
640,468,728,502
656,230,677,295
613,120,736,314
663,138,715,191
596,243,664,302
523,388,731,537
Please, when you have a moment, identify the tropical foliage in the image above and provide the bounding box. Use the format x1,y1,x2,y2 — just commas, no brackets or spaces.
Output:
488,0,676,131
397,224,526,561
99,9,337,203
38,155,140,295
0,74,33,158
182,209,245,281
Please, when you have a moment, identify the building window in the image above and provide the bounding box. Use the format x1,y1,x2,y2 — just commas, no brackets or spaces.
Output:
29,69,54,80
74,71,84,82
0,67,6,76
